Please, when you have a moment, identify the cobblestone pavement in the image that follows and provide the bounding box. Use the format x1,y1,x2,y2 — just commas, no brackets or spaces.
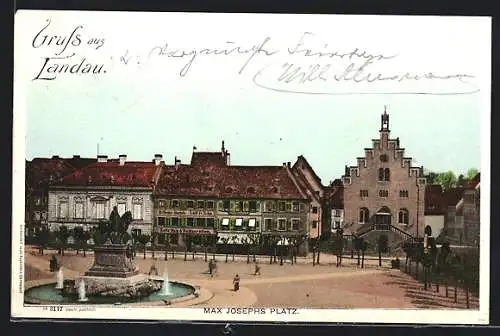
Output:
24,247,479,309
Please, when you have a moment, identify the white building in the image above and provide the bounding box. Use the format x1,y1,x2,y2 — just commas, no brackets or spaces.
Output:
47,154,163,235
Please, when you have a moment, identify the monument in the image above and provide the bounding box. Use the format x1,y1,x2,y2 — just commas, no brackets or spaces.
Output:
61,207,161,299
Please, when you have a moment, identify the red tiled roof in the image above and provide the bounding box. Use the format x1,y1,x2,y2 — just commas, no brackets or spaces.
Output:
57,161,158,188
155,164,307,199
443,187,465,207
293,155,323,186
190,151,228,167
425,184,445,215
26,158,79,188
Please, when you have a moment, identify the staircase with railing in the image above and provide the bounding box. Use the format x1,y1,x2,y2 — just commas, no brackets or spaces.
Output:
354,223,416,242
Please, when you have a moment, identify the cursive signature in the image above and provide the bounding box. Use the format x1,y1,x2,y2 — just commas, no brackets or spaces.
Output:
252,59,479,95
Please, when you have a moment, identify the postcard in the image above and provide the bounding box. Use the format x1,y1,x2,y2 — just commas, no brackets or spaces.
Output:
12,10,491,324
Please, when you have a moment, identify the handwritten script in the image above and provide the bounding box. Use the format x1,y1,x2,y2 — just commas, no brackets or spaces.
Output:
30,21,479,95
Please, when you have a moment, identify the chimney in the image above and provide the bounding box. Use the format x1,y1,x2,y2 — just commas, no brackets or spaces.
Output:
52,155,59,159
287,162,291,168
154,154,162,166
73,155,80,159
221,140,225,154
97,155,108,163
175,156,181,169
119,154,127,166
283,162,286,167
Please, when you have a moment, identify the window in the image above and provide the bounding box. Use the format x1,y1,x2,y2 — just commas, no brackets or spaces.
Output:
197,200,205,209
249,201,257,212
117,203,126,216
248,218,256,228
196,218,205,227
278,201,286,212
278,219,286,231
158,217,166,226
222,218,229,227
158,200,165,208
91,201,105,219
378,168,390,181
133,203,142,220
34,212,41,221
223,200,230,212
187,200,195,209
311,221,318,229
398,209,409,225
285,202,292,212
426,201,436,210
399,190,408,198
34,197,42,206
265,201,275,212
58,201,69,218
187,218,194,227
206,218,215,227
359,208,369,224
379,190,389,198
291,219,300,231
334,221,341,228
312,206,318,214
172,200,179,208
171,217,179,226
165,217,171,226
132,229,142,237
234,201,242,212
243,201,249,212
235,218,243,227
299,203,305,212
206,201,214,209
292,202,299,212
263,218,272,231
74,202,84,218
360,190,369,198
380,154,388,162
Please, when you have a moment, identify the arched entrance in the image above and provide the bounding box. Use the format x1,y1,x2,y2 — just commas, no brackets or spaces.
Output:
375,206,392,230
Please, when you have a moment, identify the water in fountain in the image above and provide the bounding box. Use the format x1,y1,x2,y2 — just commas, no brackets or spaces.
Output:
55,268,64,289
78,280,88,302
160,271,172,296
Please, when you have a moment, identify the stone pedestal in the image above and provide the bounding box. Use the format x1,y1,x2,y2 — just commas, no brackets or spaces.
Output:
85,244,139,278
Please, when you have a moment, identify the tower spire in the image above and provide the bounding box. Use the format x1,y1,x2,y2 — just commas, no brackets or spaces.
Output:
380,106,390,132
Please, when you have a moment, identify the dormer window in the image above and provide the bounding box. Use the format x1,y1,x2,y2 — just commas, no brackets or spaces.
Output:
110,175,115,183
247,186,256,193
225,186,233,193
272,186,279,193
88,176,92,183
378,168,390,181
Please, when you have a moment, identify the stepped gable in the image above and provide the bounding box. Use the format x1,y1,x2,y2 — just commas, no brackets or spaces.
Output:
58,160,157,188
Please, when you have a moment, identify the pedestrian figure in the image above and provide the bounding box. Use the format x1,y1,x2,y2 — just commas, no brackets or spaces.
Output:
233,274,240,291
149,258,158,276
212,260,218,277
208,260,214,277
254,262,261,276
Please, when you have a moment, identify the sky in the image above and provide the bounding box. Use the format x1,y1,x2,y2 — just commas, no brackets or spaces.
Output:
16,12,490,183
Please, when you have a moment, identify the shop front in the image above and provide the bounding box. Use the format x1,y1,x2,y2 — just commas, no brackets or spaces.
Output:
216,231,261,255
156,227,217,252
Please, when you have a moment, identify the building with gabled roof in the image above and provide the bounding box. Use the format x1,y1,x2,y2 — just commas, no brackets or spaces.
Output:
341,110,427,247
153,142,313,255
25,156,97,238
47,154,163,235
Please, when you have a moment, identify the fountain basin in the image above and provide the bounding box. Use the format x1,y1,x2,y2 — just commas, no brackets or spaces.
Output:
24,279,195,305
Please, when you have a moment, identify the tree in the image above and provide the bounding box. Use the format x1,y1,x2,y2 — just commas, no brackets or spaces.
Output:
378,234,389,267
334,229,344,267
36,226,51,255
137,234,150,259
435,171,457,190
73,227,85,255
425,171,439,185
55,225,70,256
466,168,479,180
